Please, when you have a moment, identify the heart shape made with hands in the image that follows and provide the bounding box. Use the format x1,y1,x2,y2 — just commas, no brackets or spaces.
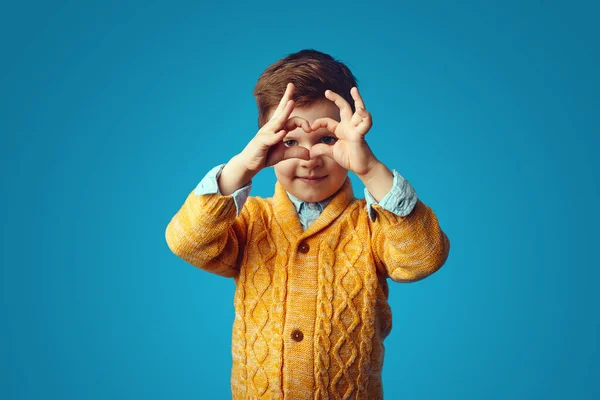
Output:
263,83,374,174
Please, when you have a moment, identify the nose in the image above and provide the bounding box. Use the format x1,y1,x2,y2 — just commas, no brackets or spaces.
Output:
300,155,323,169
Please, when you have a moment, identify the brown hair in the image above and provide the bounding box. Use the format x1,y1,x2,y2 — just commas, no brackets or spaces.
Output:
253,49,358,128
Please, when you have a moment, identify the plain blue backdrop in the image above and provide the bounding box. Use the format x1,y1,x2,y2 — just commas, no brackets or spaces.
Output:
1,0,598,399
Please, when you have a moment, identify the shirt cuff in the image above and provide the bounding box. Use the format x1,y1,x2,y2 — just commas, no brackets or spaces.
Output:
194,164,251,216
364,169,418,221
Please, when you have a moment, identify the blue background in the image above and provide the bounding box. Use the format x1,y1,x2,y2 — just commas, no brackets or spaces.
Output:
2,1,598,399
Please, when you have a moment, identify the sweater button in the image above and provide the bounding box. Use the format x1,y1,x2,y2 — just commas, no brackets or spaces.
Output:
291,329,304,342
298,242,310,253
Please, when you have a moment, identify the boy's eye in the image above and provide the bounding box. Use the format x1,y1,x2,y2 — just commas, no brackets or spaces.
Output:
283,139,297,147
320,136,337,145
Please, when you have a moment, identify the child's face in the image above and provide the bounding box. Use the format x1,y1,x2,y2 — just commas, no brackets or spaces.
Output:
271,101,348,203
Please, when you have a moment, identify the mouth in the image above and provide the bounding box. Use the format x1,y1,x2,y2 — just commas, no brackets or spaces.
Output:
297,176,327,184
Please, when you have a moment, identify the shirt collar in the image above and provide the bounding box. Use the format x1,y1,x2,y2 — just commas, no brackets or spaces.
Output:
286,191,333,213
273,177,355,238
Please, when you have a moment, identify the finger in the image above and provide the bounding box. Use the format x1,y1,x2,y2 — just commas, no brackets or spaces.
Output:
311,117,339,133
265,142,285,167
352,107,371,128
356,107,370,118
265,116,311,146
284,116,312,133
268,99,295,127
325,89,353,121
262,127,287,146
266,141,309,167
356,113,373,136
262,106,300,146
272,82,295,117
310,143,335,159
350,87,366,110
283,146,310,161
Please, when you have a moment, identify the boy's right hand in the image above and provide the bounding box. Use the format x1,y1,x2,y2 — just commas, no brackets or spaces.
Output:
218,83,311,196
239,82,312,172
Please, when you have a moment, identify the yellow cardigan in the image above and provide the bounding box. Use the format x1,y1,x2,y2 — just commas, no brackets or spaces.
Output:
166,178,450,399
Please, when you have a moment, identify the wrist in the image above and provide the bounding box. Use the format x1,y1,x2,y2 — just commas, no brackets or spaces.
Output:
230,154,257,180
357,160,394,202
356,159,386,182
219,155,257,196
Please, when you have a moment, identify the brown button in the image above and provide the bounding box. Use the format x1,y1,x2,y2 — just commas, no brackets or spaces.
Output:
291,329,304,342
298,242,309,253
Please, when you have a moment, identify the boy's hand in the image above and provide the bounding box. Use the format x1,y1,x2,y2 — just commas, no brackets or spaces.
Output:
309,87,377,177
219,83,311,195
239,83,311,173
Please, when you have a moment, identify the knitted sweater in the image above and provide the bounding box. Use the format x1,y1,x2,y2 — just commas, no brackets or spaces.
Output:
165,178,450,399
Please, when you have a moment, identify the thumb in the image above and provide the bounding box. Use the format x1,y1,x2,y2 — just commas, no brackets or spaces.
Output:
284,146,310,161
310,143,334,159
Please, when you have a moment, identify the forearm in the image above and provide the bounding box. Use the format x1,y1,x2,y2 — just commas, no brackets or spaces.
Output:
357,160,394,202
218,154,257,196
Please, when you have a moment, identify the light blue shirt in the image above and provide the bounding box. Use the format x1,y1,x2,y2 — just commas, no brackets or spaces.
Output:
194,164,418,230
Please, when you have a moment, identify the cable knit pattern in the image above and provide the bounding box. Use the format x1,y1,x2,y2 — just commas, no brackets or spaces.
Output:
166,178,450,399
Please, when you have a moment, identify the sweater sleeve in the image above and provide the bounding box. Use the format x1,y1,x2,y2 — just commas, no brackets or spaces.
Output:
370,199,450,283
165,190,249,278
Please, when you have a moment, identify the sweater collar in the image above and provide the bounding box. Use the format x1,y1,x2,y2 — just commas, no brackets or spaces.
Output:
273,177,355,240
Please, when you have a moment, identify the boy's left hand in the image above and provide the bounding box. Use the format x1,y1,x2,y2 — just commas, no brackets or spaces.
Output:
310,87,377,177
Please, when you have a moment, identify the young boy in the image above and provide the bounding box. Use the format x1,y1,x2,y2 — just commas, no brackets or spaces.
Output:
166,49,450,399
